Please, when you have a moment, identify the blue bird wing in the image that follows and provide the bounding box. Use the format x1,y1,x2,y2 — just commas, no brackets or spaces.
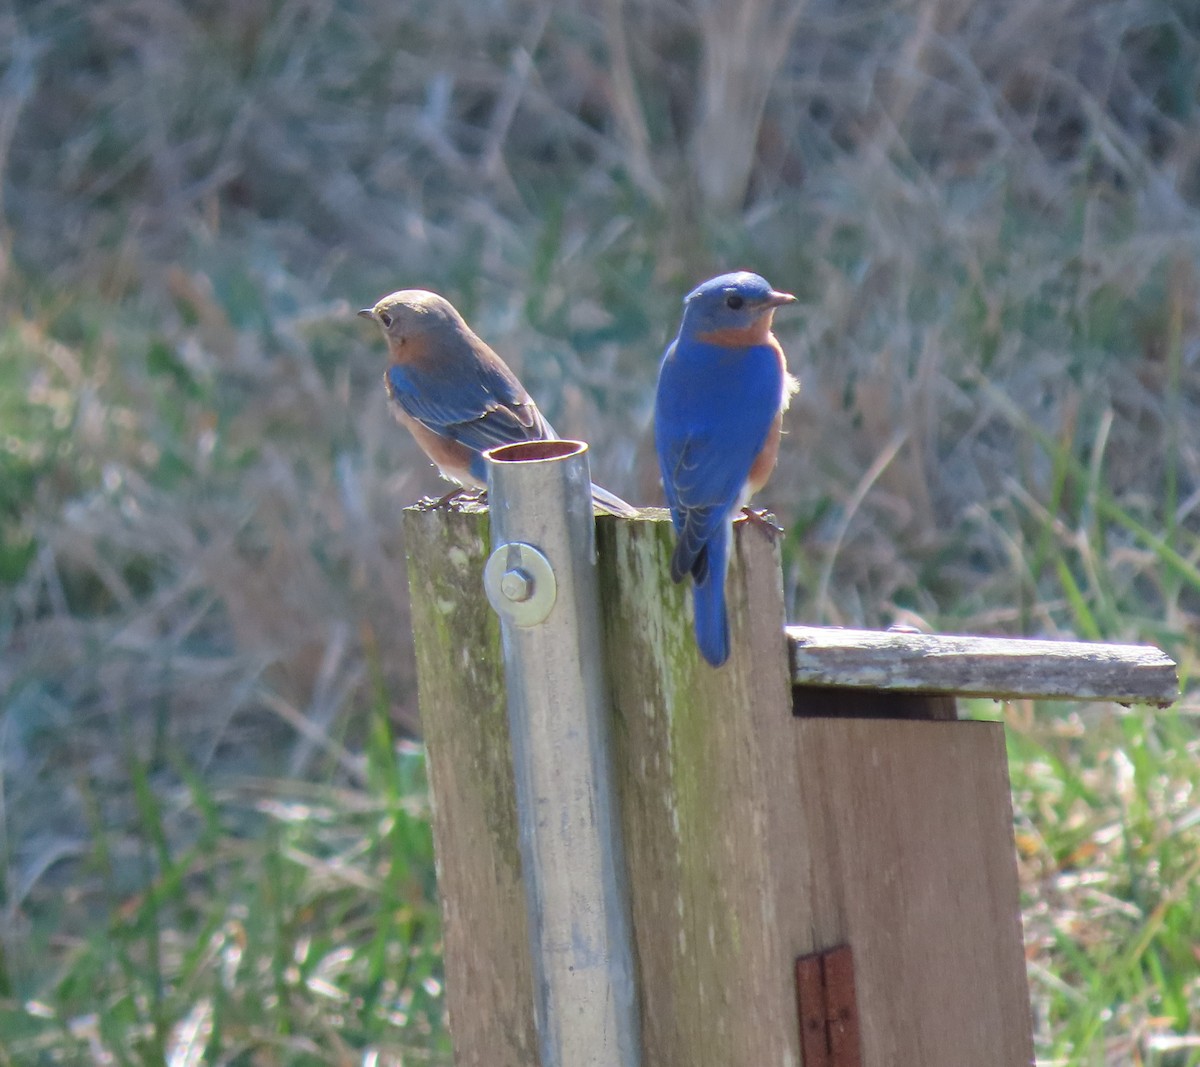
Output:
385,357,552,455
654,339,782,582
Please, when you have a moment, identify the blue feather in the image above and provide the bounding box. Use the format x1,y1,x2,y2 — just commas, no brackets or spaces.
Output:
690,520,731,666
385,363,549,455
653,271,795,666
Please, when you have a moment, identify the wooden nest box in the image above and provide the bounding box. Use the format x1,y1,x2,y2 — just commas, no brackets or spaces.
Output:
404,502,1177,1067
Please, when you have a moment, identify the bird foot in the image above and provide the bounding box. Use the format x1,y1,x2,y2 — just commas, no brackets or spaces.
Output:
429,486,487,509
736,506,783,539
433,487,468,508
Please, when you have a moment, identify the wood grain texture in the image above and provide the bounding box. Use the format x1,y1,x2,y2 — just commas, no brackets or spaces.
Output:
402,501,538,1067
597,511,814,1067
789,625,1177,706
794,715,1035,1067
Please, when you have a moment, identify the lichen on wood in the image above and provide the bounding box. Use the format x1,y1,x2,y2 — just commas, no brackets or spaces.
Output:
403,499,536,1067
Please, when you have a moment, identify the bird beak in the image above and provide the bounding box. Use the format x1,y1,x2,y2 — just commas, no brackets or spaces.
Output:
765,290,797,308
357,308,377,321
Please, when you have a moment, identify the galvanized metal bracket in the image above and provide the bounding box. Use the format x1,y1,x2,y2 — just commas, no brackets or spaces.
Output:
484,541,557,626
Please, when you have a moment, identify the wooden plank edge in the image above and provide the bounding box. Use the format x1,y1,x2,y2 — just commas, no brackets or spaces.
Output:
788,625,1178,707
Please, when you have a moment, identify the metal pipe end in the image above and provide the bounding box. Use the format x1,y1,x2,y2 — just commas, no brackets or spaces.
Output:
485,440,588,465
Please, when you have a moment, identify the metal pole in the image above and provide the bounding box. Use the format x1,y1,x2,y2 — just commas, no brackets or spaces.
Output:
482,439,640,1067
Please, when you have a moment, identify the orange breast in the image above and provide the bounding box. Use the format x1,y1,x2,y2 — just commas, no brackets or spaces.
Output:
694,319,774,348
392,408,481,487
746,411,784,497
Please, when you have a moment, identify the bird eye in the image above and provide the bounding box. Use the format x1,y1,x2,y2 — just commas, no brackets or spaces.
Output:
378,311,393,328
725,294,744,310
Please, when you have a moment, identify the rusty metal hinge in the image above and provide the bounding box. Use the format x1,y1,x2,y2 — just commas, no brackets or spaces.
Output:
795,945,862,1067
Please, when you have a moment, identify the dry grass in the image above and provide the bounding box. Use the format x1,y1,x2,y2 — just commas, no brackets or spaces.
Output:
1,0,1199,1061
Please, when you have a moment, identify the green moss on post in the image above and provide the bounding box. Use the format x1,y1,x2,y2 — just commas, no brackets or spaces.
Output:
402,500,536,1067
596,509,809,1067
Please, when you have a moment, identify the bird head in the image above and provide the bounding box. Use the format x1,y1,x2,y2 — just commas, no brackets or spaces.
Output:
679,271,796,340
358,290,468,355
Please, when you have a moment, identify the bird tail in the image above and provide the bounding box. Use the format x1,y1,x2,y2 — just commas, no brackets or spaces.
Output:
590,483,639,518
691,521,731,667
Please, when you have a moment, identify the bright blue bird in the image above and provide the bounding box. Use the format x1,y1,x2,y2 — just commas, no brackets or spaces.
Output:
654,271,798,667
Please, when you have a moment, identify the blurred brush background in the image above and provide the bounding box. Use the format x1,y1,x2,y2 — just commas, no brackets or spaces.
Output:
1,0,1199,1062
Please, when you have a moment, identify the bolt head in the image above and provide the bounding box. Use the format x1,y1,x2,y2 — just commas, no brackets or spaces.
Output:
499,568,534,602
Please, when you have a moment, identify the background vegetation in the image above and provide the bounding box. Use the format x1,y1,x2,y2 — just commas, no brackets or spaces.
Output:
1,0,1198,1062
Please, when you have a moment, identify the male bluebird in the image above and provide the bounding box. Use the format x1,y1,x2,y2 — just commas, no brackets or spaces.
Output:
359,289,637,517
654,271,798,667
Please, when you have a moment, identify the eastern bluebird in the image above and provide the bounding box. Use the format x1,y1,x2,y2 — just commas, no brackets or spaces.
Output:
654,271,798,667
359,289,637,517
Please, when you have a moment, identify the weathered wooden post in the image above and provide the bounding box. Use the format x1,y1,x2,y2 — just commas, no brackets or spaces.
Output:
402,499,1177,1067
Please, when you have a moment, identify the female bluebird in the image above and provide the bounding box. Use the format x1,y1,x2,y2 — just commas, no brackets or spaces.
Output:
654,271,798,667
359,289,637,517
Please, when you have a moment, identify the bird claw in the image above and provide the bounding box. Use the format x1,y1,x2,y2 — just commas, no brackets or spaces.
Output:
433,487,468,508
736,507,783,539
428,486,487,509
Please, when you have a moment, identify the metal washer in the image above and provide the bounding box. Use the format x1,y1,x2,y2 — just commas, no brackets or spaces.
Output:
483,541,557,626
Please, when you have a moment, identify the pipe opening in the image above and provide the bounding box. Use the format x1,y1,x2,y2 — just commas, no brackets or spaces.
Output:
486,439,587,464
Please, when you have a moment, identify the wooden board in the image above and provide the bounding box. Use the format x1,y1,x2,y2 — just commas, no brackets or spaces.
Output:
794,715,1035,1067
402,502,539,1067
789,625,1177,706
598,514,1034,1067
597,511,815,1067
